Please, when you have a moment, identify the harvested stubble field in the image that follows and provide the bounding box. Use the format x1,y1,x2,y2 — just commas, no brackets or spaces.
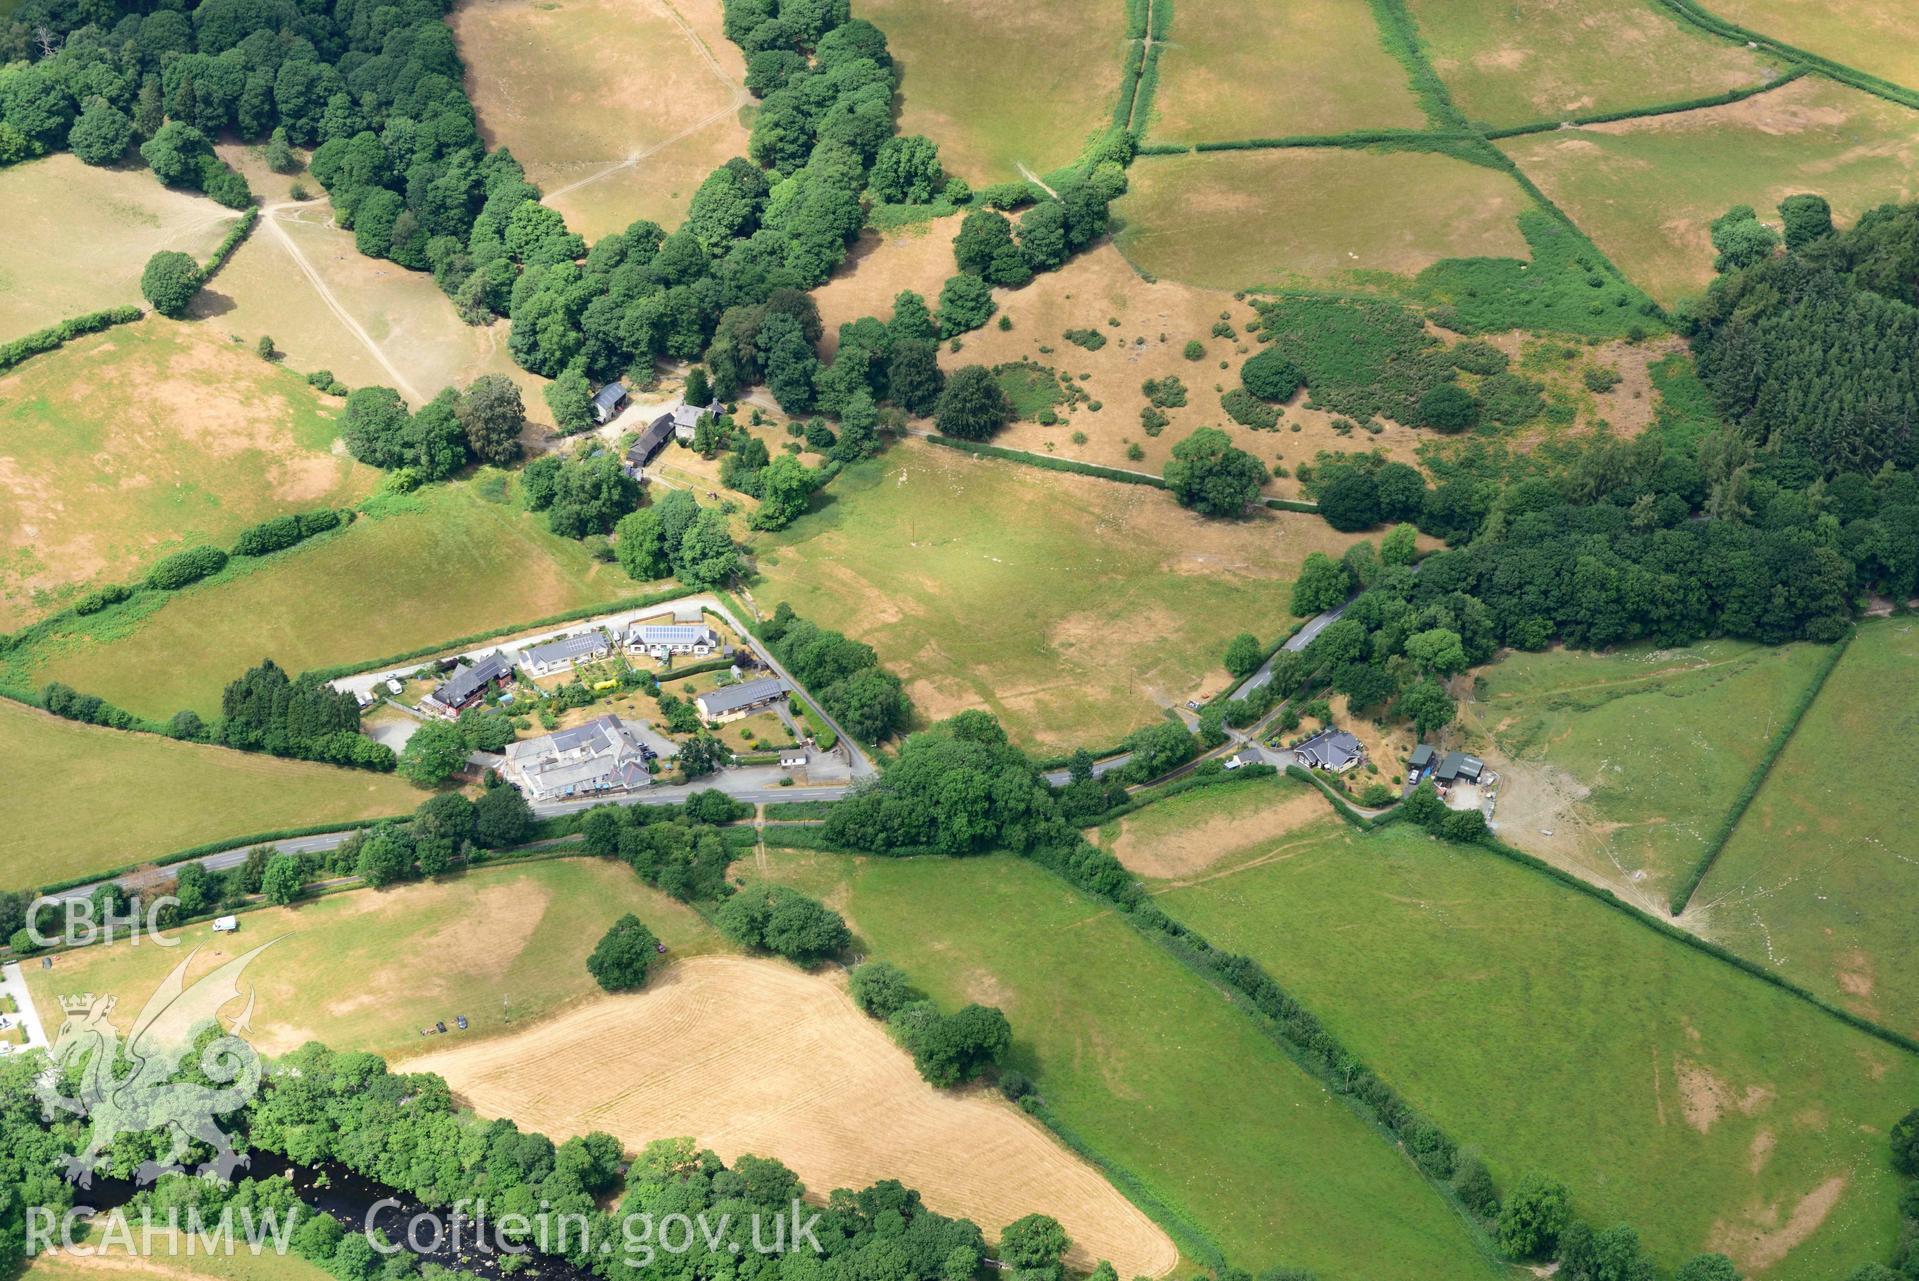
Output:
1160,818,1919,1280
849,0,1129,184
0,155,240,341
812,217,961,357
1702,0,1919,95
1147,0,1425,142
26,858,723,1058
1694,620,1919,1038
1500,75,1919,303
30,1230,331,1281
1409,0,1782,127
192,202,544,412
1457,638,1833,912
1116,149,1531,291
757,848,1497,1280
0,319,376,630
754,440,1372,751
449,0,750,242
402,954,1177,1277
947,246,1428,498
0,699,420,890
23,478,631,720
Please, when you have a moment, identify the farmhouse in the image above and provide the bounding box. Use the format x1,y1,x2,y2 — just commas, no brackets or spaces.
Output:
1293,727,1365,773
670,398,725,441
502,714,655,801
518,630,613,678
694,676,789,723
421,652,511,719
1224,746,1263,770
629,622,721,660
591,383,629,425
1434,751,1485,785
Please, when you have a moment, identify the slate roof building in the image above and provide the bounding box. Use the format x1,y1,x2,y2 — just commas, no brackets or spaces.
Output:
1293,727,1366,773
693,676,788,723
1435,751,1485,785
671,398,725,441
591,383,629,425
629,622,721,659
503,715,655,801
624,413,676,476
1408,743,1437,781
421,652,511,718
518,630,613,678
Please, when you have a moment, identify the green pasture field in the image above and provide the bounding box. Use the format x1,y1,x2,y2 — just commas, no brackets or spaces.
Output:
0,698,421,891
1695,619,1919,1038
754,440,1371,752
28,1230,332,1281
1500,75,1919,304
1702,0,1919,94
1409,0,1782,127
16,477,631,721
1146,0,1425,142
1460,638,1833,912
758,847,1500,1281
1160,818,1919,1280
851,0,1130,183
25,857,724,1059
0,319,377,630
1116,149,1531,291
0,154,239,342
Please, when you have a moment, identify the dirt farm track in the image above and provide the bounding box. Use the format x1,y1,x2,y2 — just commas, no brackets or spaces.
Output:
399,956,1179,1277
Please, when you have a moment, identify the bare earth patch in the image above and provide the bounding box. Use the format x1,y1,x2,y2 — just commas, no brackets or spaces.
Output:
1708,1176,1849,1273
814,218,962,357
400,956,1178,1277
1109,788,1330,880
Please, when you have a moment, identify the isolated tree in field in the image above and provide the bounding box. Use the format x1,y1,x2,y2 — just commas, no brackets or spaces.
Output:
140,251,201,318
934,365,1012,440
399,721,469,787
587,914,660,992
1223,632,1263,678
1164,427,1266,517
68,97,134,165
936,272,996,335
456,375,526,465
888,339,944,415
265,126,299,174
890,289,939,343
1497,1174,1572,1259
849,960,916,1018
1673,1254,1741,1281
474,781,534,848
716,885,850,963
340,386,412,468
260,854,306,906
1416,384,1478,432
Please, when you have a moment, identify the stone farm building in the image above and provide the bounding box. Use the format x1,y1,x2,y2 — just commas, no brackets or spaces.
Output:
421,652,511,719
519,630,613,678
629,622,721,660
1293,727,1365,773
694,676,789,723
503,714,655,801
591,383,629,425
623,398,726,478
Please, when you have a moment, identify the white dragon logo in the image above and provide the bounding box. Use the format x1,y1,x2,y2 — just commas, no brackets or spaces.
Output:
37,942,277,1187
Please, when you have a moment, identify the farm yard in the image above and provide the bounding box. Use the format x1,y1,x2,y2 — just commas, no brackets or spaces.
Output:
0,156,240,341
1458,638,1836,912
402,954,1178,1277
1115,149,1532,291
0,319,376,630
847,0,1130,185
1144,0,1425,143
25,857,724,1058
0,698,420,889
448,0,751,242
1408,0,1783,127
1158,817,1919,1280
1500,75,1919,303
1693,620,1919,1038
758,847,1499,1281
15,479,631,720
754,440,1370,751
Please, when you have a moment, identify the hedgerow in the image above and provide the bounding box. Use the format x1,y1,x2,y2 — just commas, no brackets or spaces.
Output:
0,306,142,375
144,545,228,590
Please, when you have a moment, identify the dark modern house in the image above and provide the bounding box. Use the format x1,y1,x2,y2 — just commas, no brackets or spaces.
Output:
1435,751,1485,785
421,652,512,719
